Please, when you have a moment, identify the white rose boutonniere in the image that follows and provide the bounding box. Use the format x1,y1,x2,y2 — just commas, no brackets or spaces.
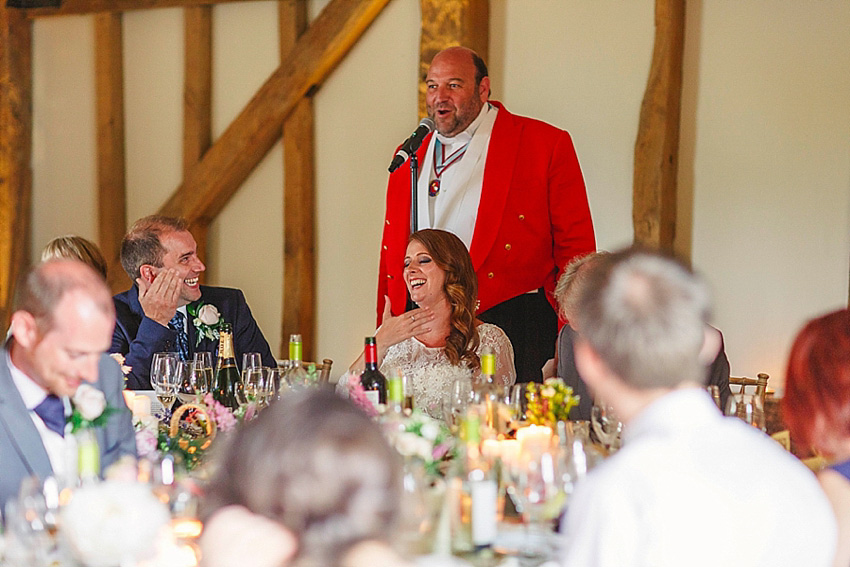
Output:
69,384,115,433
187,302,223,346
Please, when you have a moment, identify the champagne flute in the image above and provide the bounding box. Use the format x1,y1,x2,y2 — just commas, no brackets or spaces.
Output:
242,367,265,405
239,352,262,403
590,402,622,452
193,352,214,391
190,354,213,396
266,367,287,404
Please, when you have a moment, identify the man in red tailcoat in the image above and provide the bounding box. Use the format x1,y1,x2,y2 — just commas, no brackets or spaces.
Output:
378,46,595,383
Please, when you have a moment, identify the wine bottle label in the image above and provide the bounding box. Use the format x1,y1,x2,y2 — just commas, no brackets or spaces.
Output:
470,479,497,546
364,390,380,410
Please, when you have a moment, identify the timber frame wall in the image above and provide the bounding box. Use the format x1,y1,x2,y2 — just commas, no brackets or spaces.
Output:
0,0,682,358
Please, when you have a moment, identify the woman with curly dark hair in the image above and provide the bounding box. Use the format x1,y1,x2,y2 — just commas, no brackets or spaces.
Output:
341,229,515,418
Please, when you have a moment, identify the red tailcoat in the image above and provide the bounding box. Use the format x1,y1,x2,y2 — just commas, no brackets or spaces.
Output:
377,101,595,324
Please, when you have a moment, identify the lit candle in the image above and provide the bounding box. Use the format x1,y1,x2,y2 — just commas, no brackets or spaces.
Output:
516,424,553,456
499,439,520,469
481,439,501,461
133,395,152,419
123,390,135,409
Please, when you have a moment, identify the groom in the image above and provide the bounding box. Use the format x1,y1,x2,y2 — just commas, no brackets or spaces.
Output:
0,260,136,509
111,215,275,390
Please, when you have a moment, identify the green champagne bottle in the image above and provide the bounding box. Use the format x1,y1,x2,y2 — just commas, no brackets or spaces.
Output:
212,323,240,410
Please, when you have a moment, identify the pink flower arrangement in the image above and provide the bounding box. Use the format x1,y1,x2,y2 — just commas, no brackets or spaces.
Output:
203,393,238,432
344,373,379,418
135,426,158,458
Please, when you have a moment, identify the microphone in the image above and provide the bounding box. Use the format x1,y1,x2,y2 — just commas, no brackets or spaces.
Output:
388,117,436,173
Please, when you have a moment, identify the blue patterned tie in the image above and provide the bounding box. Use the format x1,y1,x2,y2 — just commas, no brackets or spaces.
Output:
33,394,65,437
169,311,190,361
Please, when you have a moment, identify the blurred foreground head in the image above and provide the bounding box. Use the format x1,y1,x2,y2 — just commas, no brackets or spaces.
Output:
202,389,402,567
783,308,850,456
10,259,115,398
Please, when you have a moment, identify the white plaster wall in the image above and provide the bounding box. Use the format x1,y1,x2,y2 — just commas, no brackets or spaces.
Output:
29,1,850,390
688,1,850,390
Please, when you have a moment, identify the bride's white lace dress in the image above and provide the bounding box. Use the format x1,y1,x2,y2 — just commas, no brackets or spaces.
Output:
338,324,516,419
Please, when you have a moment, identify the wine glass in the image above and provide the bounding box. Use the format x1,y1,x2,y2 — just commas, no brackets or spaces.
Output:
152,355,179,412
505,451,564,557
189,356,212,397
193,352,214,389
725,392,765,431
510,383,529,423
176,361,198,404
151,352,177,387
442,378,472,429
266,367,287,403
591,402,622,452
242,366,266,405
239,353,262,403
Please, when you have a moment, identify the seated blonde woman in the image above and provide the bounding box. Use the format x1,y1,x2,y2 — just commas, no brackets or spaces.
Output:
41,235,108,279
200,389,412,567
782,308,850,567
339,229,515,418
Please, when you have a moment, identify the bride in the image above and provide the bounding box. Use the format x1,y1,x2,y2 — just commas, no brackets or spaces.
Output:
340,229,515,418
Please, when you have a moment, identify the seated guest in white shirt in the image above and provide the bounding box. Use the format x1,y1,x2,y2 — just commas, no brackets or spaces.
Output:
560,248,836,567
0,260,136,510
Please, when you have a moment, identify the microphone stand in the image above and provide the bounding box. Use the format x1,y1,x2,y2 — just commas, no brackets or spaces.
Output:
409,152,419,234
406,152,419,313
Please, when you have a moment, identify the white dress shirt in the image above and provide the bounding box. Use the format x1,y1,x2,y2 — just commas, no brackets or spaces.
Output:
561,388,836,567
417,103,498,248
7,351,77,482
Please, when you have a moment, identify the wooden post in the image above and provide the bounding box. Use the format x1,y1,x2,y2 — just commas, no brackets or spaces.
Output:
0,7,32,329
183,5,212,279
158,0,391,225
94,12,130,293
279,0,316,361
633,0,685,251
418,0,489,118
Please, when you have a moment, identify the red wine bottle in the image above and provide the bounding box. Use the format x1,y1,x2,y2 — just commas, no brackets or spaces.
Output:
360,336,387,409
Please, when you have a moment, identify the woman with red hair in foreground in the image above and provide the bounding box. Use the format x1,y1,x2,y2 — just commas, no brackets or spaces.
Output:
782,308,850,567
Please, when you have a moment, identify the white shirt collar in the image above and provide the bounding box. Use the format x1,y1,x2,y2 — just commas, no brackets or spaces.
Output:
435,102,493,146
6,347,69,415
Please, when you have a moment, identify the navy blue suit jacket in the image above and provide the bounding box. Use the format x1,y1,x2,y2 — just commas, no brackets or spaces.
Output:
0,349,136,510
111,285,275,389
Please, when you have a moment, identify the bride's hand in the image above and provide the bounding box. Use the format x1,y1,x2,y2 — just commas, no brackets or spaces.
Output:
376,295,434,352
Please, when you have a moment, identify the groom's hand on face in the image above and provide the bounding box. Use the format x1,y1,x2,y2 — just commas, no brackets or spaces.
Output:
137,267,181,326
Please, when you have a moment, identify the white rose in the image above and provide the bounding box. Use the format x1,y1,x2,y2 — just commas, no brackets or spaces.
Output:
198,304,221,326
73,384,107,421
421,421,440,442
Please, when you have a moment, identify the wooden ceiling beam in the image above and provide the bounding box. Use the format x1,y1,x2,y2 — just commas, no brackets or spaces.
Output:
633,0,685,252
94,12,130,293
157,0,391,224
183,4,212,281
419,0,489,118
0,7,32,330
18,0,257,19
279,0,316,361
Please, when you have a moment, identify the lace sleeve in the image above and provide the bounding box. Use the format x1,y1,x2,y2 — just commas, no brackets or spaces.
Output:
477,324,516,388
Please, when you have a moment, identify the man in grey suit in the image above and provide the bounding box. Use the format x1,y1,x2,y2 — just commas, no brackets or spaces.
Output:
0,259,136,509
